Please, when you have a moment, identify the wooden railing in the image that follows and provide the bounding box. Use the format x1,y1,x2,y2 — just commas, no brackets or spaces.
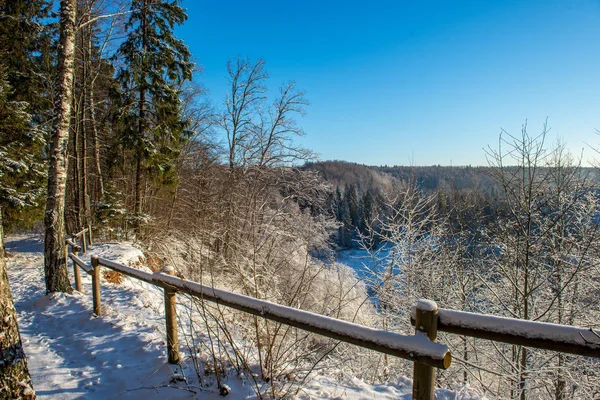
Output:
64,239,600,399
71,225,92,253
65,240,450,399
411,307,600,358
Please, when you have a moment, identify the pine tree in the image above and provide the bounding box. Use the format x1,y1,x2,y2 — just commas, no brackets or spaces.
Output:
344,184,359,228
0,0,53,231
359,189,375,234
0,65,46,231
115,0,193,234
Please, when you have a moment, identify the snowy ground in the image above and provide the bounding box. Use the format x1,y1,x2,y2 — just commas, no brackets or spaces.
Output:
6,234,466,399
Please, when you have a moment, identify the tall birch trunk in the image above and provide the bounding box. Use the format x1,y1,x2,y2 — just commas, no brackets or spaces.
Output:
44,0,76,294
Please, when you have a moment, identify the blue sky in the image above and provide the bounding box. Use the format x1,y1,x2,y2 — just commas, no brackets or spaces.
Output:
176,0,600,166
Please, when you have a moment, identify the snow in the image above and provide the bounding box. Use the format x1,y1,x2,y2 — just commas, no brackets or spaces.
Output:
155,272,450,362
5,234,467,399
437,308,600,347
335,244,393,281
96,256,157,283
416,299,438,312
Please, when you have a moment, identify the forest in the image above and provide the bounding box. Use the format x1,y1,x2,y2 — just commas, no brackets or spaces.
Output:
1,0,600,399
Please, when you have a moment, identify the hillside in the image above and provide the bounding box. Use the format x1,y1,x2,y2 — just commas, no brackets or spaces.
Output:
5,235,468,399
305,160,600,195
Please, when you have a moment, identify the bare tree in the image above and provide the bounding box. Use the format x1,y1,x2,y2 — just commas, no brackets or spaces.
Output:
484,123,600,399
221,57,267,170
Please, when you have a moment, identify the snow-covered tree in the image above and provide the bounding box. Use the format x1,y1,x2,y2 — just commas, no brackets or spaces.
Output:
0,65,46,232
484,124,600,399
0,0,52,231
115,0,193,234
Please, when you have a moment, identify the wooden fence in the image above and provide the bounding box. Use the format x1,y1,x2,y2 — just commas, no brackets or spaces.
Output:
65,238,600,400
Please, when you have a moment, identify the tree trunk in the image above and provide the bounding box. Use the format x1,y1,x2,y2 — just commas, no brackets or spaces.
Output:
134,0,147,237
72,93,82,232
0,208,36,399
89,71,103,202
44,0,76,294
80,19,91,227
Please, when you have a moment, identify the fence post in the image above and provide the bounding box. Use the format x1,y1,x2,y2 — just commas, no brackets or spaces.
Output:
81,230,87,253
413,299,439,400
72,243,82,292
163,266,180,364
88,224,93,246
91,256,101,316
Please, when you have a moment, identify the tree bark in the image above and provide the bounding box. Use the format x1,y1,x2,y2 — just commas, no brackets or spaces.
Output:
0,208,36,399
134,0,148,236
89,68,104,202
72,92,82,232
81,38,88,228
44,0,76,294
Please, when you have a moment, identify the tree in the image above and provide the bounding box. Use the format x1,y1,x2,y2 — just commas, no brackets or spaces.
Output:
0,209,36,399
0,61,37,397
0,0,53,231
0,63,46,232
221,57,267,170
44,0,76,294
484,124,600,399
115,0,193,234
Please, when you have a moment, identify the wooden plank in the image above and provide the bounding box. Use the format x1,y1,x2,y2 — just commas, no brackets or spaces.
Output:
411,309,600,358
95,257,451,369
68,253,92,274
73,228,89,237
97,257,157,283
65,238,81,252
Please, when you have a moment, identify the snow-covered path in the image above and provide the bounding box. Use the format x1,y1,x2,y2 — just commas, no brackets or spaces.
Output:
5,235,207,399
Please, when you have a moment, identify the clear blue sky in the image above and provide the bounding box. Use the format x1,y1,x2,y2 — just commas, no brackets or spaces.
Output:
175,0,600,166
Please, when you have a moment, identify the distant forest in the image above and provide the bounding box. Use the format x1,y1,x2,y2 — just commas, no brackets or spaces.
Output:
305,161,600,248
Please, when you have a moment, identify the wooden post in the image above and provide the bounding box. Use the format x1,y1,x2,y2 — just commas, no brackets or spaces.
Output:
88,224,93,246
72,244,82,292
81,230,87,253
413,299,439,400
163,266,179,364
91,256,101,316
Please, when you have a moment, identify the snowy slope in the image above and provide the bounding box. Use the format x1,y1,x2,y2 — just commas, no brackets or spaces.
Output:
5,235,471,399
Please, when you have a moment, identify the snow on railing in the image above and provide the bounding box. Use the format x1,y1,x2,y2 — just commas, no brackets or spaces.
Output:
95,256,451,368
66,239,600,400
64,244,451,400
411,307,600,358
68,253,91,274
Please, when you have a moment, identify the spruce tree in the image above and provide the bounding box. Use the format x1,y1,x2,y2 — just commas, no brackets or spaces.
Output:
344,184,359,228
115,0,193,234
359,189,375,235
0,0,53,231
0,65,46,232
